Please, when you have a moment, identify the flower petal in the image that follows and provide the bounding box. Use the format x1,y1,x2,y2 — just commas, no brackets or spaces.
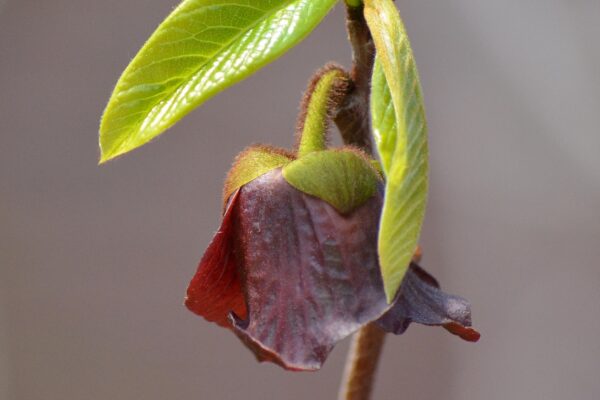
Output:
230,169,390,370
185,191,247,328
377,263,480,342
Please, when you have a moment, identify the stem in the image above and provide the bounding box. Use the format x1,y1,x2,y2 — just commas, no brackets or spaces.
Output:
336,4,385,400
295,65,350,157
334,3,375,153
338,323,386,400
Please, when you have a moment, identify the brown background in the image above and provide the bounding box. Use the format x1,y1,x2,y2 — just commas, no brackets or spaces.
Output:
1,1,599,399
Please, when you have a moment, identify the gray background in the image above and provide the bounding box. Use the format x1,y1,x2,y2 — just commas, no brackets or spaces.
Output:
1,0,599,399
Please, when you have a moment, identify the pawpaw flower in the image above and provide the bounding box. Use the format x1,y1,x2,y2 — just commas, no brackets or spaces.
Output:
184,144,478,370
184,66,478,371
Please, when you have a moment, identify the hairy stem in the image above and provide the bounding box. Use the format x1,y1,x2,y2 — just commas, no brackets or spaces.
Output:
296,65,350,157
336,4,386,400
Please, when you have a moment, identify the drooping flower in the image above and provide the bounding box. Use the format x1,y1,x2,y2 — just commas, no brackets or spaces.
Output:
184,65,478,371
184,143,478,371
186,144,392,370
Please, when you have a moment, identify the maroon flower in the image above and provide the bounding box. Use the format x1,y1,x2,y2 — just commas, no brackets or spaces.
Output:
185,145,478,371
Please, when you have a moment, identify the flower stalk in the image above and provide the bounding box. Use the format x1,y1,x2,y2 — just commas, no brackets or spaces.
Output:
338,323,386,400
296,66,350,157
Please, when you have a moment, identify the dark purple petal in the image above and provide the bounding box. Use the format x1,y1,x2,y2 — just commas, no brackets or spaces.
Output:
377,263,480,342
231,169,390,370
185,191,247,328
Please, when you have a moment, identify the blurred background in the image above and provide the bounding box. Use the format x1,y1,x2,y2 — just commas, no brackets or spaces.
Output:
1,0,599,399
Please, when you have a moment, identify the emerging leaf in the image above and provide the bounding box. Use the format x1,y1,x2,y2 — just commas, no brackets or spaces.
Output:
99,0,337,162
365,0,429,302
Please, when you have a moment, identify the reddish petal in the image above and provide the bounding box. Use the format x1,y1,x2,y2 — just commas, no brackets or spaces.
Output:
377,263,480,342
230,170,390,371
185,191,246,328
444,322,481,342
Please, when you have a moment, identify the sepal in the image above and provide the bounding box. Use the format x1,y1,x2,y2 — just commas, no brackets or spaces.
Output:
282,149,382,214
223,145,293,208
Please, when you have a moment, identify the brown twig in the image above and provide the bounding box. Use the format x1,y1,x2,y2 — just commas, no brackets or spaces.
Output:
334,3,375,153
338,323,386,400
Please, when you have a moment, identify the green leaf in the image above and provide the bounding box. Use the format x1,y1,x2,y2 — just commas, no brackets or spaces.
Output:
99,0,338,163
365,0,429,302
370,60,397,174
282,149,381,214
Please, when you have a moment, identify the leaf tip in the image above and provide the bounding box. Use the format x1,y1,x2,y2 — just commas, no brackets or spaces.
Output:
98,146,111,165
98,142,119,164
98,139,130,164
383,279,400,304
98,154,110,165
380,256,410,304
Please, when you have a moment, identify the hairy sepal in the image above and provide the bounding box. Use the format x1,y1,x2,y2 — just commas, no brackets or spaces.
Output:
282,149,382,214
223,145,293,208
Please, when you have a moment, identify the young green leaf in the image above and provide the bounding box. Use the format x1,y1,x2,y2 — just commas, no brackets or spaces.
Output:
99,0,338,163
365,0,429,302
